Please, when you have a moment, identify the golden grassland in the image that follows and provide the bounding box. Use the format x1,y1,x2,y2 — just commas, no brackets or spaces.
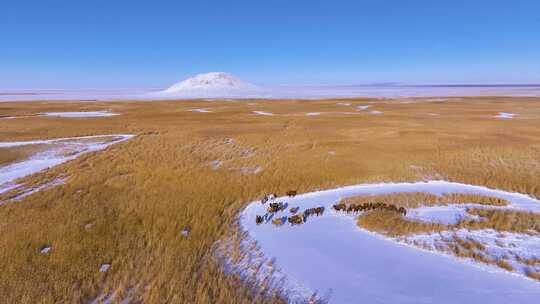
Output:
1,96,540,302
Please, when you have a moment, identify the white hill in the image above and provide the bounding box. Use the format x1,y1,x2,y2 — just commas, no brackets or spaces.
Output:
158,72,268,98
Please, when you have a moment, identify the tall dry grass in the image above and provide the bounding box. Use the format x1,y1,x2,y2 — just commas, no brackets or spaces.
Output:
357,207,540,237
0,144,49,166
1,96,540,301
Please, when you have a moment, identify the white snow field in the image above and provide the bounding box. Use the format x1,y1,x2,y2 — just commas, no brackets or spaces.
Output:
0,134,134,195
240,181,540,303
41,111,118,117
3,78,540,102
495,112,518,119
157,72,269,99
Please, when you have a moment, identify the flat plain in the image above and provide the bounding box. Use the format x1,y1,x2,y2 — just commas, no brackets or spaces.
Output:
1,96,540,303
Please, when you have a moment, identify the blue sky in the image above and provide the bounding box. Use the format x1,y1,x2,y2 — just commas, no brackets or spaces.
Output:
2,0,539,88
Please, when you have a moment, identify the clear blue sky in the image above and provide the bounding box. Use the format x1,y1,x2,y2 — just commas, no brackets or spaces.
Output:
2,0,539,88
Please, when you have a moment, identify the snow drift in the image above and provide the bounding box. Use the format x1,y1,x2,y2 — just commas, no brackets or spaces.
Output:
0,135,134,196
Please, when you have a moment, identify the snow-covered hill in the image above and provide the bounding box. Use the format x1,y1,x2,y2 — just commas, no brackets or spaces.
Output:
158,72,268,98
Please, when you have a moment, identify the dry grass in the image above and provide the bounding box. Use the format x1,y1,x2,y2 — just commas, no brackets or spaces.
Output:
496,260,514,271
447,237,492,265
526,271,540,281
358,210,447,236
1,96,540,302
357,207,540,237
521,258,540,266
440,193,509,206
464,209,540,234
0,144,49,166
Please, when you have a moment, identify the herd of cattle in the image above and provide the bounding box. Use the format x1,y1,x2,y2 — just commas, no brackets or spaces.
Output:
255,191,408,227
332,201,407,216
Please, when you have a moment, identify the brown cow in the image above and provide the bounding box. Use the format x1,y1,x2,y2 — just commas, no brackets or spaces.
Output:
272,217,287,226
267,202,285,213
333,203,346,211
286,190,298,197
288,214,303,225
304,206,325,218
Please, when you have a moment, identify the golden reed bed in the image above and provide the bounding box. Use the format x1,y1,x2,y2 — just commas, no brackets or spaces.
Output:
1,96,540,303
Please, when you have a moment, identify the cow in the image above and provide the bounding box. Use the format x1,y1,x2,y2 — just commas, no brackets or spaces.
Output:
286,190,298,197
332,203,346,211
304,206,325,218
261,193,278,204
267,202,286,213
314,206,325,216
290,207,300,214
255,215,264,225
288,214,303,225
272,217,287,226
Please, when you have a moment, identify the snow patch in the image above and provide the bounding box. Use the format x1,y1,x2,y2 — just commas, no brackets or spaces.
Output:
187,108,212,113
41,111,118,118
0,135,134,195
405,204,484,225
239,166,262,175
99,264,111,273
0,116,29,120
209,160,221,169
495,112,518,119
253,111,274,116
40,246,51,254
356,105,371,110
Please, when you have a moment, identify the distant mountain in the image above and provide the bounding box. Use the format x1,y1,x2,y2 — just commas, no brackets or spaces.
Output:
159,72,267,98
